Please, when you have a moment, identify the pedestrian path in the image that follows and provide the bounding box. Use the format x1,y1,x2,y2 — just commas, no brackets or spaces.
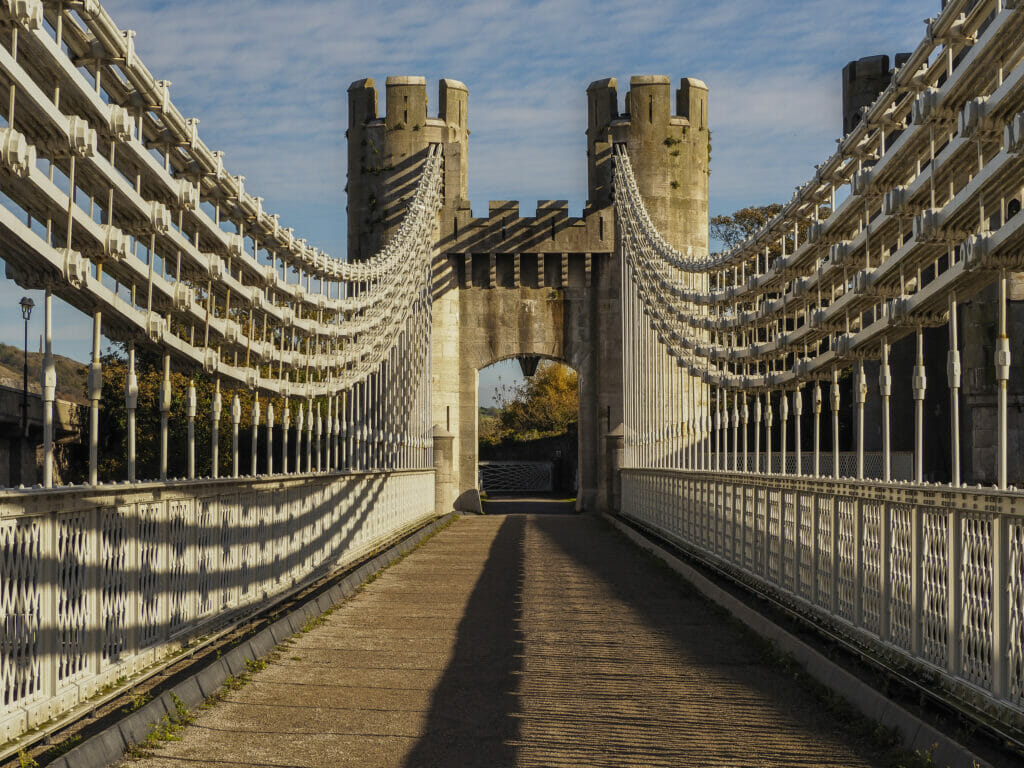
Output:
124,510,899,767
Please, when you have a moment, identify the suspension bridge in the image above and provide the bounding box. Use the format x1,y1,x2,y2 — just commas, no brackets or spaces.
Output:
0,0,1022,765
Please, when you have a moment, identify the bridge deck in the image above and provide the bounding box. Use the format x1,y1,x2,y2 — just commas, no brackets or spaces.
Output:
123,509,901,767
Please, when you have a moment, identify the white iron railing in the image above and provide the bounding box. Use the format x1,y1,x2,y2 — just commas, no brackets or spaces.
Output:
478,461,554,493
0,469,434,745
622,468,1024,730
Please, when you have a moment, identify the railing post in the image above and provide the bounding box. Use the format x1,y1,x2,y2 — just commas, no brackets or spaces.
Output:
187,381,196,479
830,369,841,480
780,390,789,474
813,382,822,477
754,394,762,473
88,310,102,485
742,394,749,472
211,379,221,479
947,297,961,486
326,395,334,470
305,398,314,472
159,353,170,480
732,395,739,472
913,327,927,484
334,394,342,470
231,394,241,478
42,291,54,488
315,401,323,472
996,271,1009,490
855,360,867,480
251,393,260,476
126,341,138,482
880,340,892,482
793,387,802,476
266,401,275,475
295,400,304,473
282,400,291,474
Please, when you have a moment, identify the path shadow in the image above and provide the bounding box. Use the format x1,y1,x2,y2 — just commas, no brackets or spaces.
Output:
400,517,525,768
481,494,577,515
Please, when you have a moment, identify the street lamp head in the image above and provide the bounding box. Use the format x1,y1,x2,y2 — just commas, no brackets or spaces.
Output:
19,296,33,321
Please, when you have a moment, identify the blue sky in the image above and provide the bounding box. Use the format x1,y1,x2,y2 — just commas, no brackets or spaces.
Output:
0,0,933,404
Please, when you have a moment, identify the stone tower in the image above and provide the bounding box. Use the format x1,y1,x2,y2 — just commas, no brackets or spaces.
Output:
346,75,709,512
346,76,469,259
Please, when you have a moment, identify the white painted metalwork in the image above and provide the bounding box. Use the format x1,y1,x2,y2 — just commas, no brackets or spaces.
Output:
622,469,1024,730
478,461,554,493
614,0,1024,731
0,470,434,745
0,0,444,748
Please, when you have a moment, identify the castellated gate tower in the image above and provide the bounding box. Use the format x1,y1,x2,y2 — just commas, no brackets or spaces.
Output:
346,75,709,512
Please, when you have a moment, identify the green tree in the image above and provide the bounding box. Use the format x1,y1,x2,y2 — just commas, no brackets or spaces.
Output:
710,202,832,257
710,203,784,252
67,344,285,483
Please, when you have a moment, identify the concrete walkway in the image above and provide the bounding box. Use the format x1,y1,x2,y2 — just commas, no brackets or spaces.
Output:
124,511,896,767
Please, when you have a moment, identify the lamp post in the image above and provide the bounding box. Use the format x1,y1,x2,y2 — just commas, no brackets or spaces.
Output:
17,296,33,486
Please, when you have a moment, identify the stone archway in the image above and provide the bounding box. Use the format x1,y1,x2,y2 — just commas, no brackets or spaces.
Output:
476,354,580,497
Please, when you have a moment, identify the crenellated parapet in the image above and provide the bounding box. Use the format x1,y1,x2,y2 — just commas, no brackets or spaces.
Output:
608,75,709,255
347,77,468,260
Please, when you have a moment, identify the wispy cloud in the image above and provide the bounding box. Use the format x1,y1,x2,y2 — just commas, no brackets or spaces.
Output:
3,0,939,360
99,0,932,247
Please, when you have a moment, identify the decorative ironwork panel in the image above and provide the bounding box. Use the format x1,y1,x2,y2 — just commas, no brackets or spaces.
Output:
861,500,883,637
478,462,553,493
781,490,797,591
100,508,128,664
836,498,857,622
57,512,89,683
960,514,994,689
1,519,41,708
889,504,915,651
797,493,814,600
167,500,192,634
922,509,949,668
742,486,756,570
195,498,215,620
815,495,835,612
137,503,163,649
218,497,238,610
754,487,767,574
767,488,781,583
1010,520,1024,707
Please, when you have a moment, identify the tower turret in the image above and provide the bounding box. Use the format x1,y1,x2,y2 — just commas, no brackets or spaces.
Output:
346,77,469,260
611,75,709,254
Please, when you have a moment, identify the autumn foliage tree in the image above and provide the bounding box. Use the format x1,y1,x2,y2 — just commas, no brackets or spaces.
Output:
486,361,578,443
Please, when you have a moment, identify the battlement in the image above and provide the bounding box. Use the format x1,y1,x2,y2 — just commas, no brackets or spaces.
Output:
349,74,708,259
443,199,608,259
348,76,468,134
347,76,471,259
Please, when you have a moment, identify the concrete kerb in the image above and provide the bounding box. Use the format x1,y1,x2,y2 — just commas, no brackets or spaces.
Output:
50,512,458,768
603,513,991,768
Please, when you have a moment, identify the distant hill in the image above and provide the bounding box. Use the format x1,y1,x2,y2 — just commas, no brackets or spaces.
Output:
0,342,88,405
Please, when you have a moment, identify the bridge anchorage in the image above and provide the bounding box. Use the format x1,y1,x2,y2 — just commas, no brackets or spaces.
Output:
0,0,1020,765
